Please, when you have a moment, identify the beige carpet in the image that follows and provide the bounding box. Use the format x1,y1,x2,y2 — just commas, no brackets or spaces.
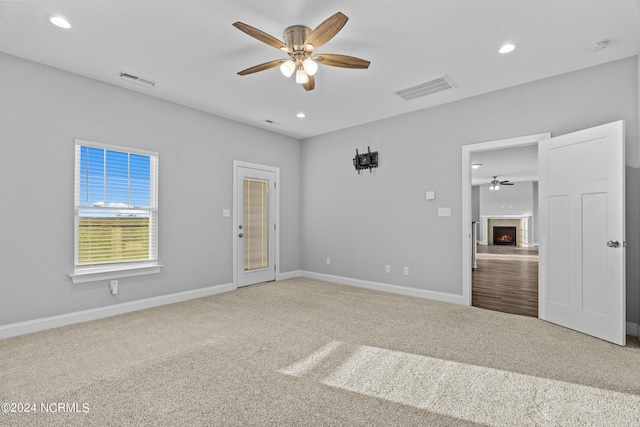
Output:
1,278,639,426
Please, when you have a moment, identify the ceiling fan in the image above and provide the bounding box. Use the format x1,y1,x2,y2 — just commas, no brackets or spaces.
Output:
487,176,514,191
232,12,370,91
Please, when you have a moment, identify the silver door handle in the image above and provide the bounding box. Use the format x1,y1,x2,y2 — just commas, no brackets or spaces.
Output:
238,233,244,238
607,240,620,248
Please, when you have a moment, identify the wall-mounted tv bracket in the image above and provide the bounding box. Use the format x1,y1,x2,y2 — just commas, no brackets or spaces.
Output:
353,146,379,174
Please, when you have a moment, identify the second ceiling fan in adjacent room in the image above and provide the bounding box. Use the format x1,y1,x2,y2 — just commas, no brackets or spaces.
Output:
487,176,514,191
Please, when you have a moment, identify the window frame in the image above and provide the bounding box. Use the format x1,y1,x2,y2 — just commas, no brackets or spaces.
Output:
70,139,162,284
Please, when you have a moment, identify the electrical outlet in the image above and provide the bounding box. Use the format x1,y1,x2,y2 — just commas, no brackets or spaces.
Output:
110,280,118,295
403,267,409,276
326,257,331,265
385,265,391,273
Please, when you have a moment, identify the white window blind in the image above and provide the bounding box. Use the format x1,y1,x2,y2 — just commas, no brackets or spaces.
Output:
74,140,158,269
244,178,269,270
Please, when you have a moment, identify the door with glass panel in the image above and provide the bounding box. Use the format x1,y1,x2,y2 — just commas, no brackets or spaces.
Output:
235,164,277,287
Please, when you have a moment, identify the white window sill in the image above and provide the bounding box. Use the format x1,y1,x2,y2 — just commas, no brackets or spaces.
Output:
70,262,163,284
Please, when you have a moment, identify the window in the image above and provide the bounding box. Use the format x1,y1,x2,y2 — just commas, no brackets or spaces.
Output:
71,140,160,283
244,178,269,271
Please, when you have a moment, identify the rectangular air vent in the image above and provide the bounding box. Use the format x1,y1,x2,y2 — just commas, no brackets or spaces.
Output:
120,72,155,89
394,75,454,101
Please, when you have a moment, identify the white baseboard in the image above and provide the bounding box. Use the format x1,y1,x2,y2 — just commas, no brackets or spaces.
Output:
0,283,235,340
5,274,635,341
302,271,640,339
277,270,303,281
300,271,465,305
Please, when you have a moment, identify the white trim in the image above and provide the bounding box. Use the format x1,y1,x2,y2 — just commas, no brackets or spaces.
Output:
233,161,280,288
626,322,639,337
74,138,158,157
70,262,163,284
0,283,234,340
73,140,160,275
277,270,303,281
301,271,465,305
461,133,551,306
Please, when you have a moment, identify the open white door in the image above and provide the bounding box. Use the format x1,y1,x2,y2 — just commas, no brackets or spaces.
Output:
233,162,278,288
539,120,625,345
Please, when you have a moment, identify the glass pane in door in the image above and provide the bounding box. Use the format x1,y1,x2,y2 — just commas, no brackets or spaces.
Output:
244,178,269,270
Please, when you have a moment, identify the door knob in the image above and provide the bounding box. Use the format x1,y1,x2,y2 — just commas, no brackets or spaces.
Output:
239,225,243,229
607,240,620,248
239,233,244,238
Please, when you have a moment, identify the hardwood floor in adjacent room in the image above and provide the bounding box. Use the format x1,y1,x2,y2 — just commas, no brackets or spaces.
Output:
472,245,538,318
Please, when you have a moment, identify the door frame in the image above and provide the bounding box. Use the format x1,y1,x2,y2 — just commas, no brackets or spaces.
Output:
461,133,551,306
233,160,280,288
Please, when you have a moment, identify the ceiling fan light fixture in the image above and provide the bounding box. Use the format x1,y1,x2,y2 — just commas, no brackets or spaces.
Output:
303,58,318,76
296,68,309,84
280,60,296,78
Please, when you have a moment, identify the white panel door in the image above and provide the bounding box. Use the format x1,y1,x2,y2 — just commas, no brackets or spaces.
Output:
539,121,625,345
235,165,277,287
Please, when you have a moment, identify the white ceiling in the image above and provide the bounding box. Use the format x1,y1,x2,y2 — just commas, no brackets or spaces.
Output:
471,144,539,186
0,1,638,140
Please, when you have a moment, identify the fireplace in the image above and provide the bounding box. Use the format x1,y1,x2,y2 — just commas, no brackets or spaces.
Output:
493,226,516,246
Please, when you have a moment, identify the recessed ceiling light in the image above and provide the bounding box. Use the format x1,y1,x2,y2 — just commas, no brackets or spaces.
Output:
47,15,71,29
499,43,517,54
471,163,482,169
296,113,306,118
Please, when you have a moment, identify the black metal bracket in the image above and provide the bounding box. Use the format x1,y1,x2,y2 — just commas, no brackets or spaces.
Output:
353,146,379,174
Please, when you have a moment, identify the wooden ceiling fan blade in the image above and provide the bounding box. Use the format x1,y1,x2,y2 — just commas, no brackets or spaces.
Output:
302,75,315,91
233,22,291,52
304,12,348,50
315,54,370,69
237,59,286,76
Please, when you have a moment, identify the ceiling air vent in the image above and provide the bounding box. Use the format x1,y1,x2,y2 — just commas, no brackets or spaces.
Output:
119,72,155,89
394,75,454,101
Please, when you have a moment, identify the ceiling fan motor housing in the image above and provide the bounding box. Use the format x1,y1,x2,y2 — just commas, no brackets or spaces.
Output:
283,26,312,51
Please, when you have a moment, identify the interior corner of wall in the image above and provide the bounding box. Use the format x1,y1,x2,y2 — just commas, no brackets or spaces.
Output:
625,135,640,169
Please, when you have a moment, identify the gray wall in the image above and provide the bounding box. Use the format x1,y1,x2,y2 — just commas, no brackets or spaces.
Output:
1,51,638,328
479,181,534,217
0,52,301,326
300,57,640,324
471,186,480,241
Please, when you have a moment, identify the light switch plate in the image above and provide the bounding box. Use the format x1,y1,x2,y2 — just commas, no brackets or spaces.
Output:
425,191,435,200
438,207,452,217
222,209,231,217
